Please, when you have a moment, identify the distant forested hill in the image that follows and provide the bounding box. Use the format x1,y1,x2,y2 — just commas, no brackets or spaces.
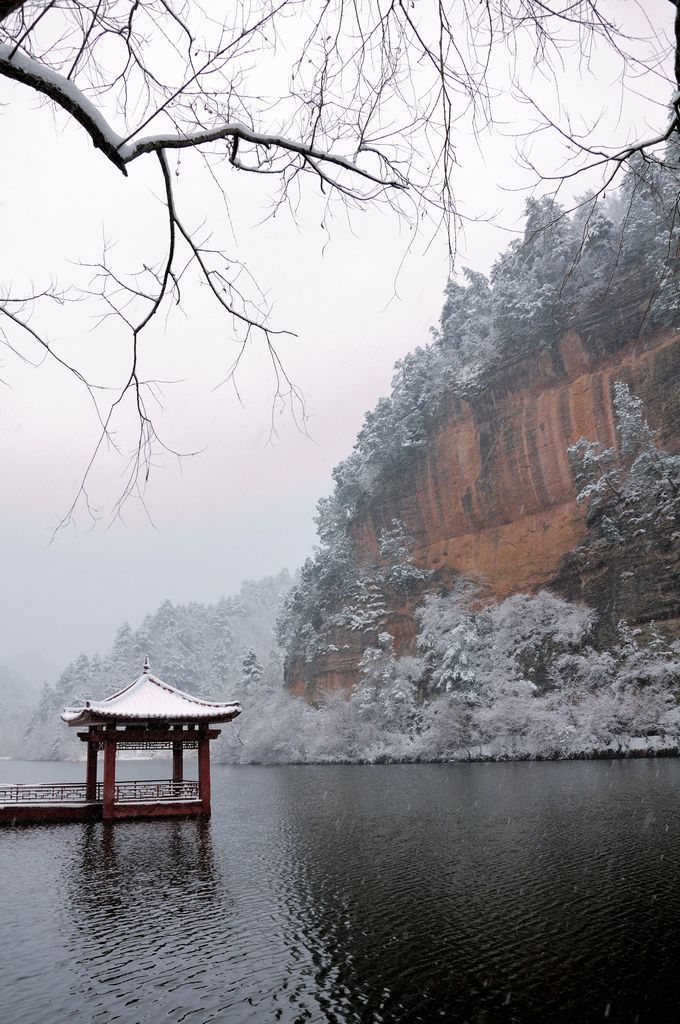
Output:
0,665,35,757
23,571,292,760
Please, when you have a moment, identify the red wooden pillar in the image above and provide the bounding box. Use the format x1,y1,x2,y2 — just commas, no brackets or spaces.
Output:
198,725,211,815
172,733,184,784
85,732,98,801
102,727,117,821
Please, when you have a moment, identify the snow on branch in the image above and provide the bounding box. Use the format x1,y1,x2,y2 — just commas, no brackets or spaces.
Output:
122,127,407,189
0,42,407,190
0,42,128,173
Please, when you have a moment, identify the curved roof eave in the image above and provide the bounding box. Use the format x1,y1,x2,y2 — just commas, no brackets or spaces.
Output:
60,660,242,726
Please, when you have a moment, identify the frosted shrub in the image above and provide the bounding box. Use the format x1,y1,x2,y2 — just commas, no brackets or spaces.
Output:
474,680,540,757
416,691,482,760
481,592,593,689
395,589,679,761
308,691,367,762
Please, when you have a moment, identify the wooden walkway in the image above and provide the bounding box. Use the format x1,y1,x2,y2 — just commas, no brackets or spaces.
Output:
0,779,203,824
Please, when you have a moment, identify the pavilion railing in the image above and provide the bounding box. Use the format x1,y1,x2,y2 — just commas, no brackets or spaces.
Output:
0,779,200,805
0,782,91,804
112,780,199,802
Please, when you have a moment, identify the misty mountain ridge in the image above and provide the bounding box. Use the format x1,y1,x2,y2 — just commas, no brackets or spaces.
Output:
10,571,292,760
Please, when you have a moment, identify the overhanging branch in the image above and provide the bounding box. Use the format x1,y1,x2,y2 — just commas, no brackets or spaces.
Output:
0,41,407,190
0,1,26,22
0,41,128,172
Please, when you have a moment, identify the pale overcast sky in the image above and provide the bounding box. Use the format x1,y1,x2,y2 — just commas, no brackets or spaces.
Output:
0,0,674,678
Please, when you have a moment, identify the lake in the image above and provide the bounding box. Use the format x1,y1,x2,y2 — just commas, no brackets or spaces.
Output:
1,758,679,1023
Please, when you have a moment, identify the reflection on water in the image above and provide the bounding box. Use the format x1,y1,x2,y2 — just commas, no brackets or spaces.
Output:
1,760,680,1023
62,820,236,1024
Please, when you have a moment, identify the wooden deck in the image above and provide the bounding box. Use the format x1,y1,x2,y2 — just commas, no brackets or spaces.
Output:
0,780,206,824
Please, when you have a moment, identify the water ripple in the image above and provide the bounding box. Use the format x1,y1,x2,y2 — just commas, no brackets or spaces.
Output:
2,761,680,1023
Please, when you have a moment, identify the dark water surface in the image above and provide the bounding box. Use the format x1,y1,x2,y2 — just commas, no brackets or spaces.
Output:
1,759,679,1024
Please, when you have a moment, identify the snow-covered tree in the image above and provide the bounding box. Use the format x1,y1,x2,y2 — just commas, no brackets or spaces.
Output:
356,634,422,738
378,520,429,596
415,584,488,694
240,650,264,695
613,382,656,462
567,436,621,509
568,384,680,601
437,268,495,380
417,691,482,760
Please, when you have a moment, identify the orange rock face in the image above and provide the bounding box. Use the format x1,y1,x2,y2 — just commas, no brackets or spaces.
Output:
289,328,680,695
354,331,678,588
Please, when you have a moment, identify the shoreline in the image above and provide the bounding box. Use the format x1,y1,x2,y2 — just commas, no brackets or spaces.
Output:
216,747,680,766
5,745,679,767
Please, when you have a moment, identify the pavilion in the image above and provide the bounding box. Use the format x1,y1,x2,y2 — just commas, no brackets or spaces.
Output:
0,658,241,824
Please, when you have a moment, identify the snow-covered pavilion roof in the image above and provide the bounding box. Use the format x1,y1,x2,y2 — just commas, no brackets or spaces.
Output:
61,658,241,726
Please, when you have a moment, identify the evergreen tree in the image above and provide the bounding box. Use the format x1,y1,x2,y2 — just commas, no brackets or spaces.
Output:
240,649,264,695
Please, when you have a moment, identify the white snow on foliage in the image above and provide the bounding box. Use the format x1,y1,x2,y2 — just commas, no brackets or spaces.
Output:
6,570,679,765
219,590,680,765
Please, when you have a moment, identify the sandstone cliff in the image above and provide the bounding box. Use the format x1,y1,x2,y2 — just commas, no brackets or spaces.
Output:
287,327,679,695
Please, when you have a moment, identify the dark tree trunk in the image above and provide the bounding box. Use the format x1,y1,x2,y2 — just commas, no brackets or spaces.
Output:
0,1,28,22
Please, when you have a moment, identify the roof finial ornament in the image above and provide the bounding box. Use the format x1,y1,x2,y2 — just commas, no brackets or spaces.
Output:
143,656,150,674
